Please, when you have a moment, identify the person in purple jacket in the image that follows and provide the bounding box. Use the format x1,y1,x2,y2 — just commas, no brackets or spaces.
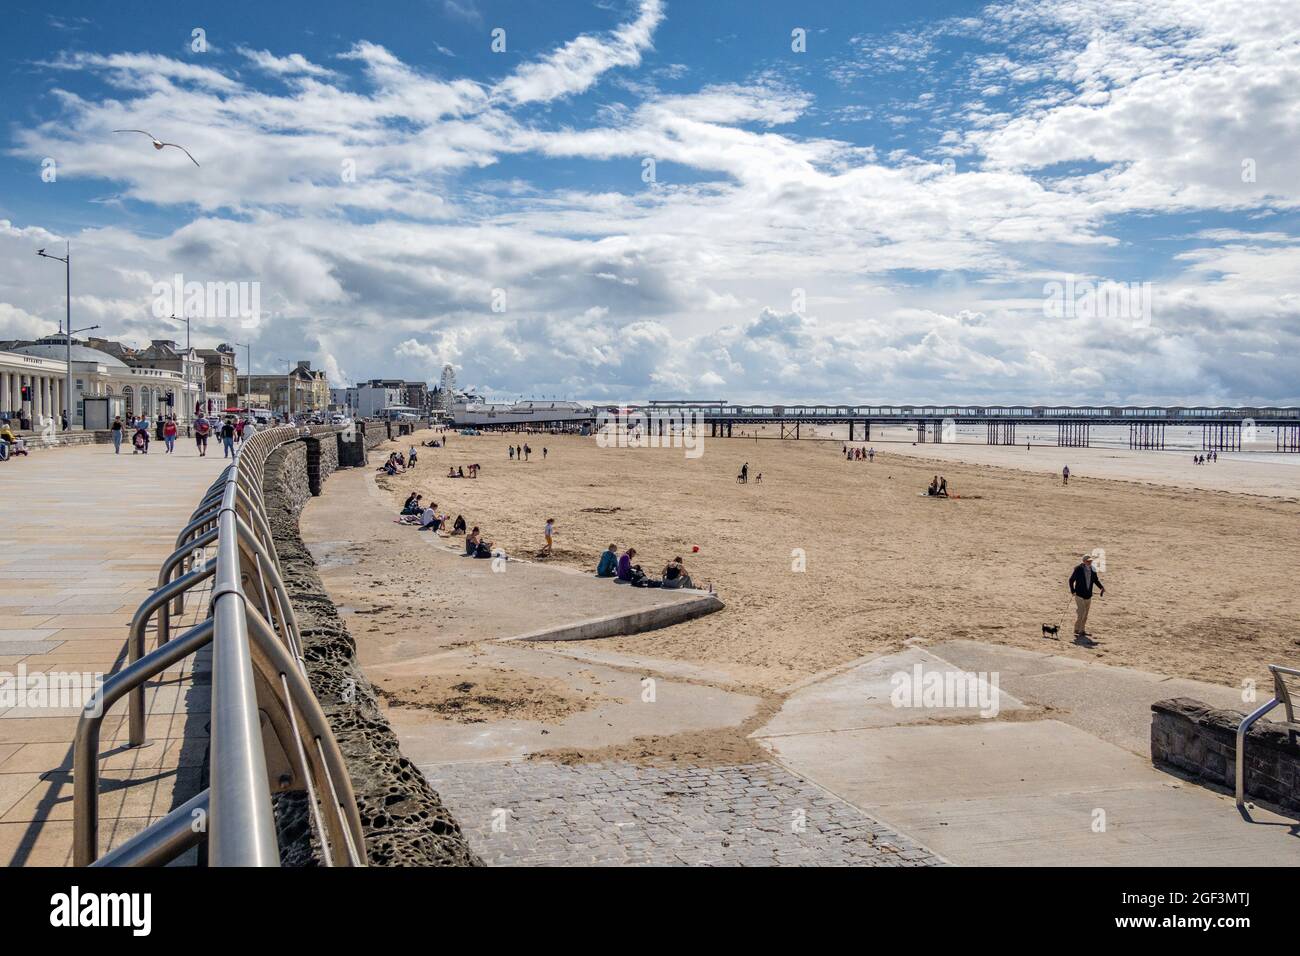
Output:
617,547,637,581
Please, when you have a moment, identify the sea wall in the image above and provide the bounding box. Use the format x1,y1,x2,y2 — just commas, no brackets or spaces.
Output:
263,435,481,866
1151,697,1300,811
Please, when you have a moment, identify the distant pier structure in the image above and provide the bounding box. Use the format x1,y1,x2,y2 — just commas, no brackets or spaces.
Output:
448,399,1300,451
612,402,1300,452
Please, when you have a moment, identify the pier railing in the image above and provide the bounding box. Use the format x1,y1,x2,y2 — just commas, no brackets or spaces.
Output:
73,425,367,866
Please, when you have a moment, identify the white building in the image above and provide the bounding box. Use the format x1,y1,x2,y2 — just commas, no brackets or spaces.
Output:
1,335,188,429
0,349,67,429
333,380,405,418
453,400,593,427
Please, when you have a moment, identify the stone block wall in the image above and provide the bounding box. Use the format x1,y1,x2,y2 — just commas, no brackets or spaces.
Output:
1151,697,1299,811
301,433,339,496
262,437,481,866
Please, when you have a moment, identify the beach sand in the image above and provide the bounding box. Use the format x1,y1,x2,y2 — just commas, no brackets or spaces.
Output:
365,428,1300,694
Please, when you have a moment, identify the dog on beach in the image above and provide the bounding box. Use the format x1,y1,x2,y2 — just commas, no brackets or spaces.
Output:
1041,623,1060,639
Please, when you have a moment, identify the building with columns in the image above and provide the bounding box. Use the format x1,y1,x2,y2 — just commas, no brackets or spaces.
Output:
0,348,67,430
1,335,188,429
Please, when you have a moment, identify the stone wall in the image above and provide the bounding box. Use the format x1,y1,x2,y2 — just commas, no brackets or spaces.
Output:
263,437,481,866
1151,697,1299,811
301,433,339,496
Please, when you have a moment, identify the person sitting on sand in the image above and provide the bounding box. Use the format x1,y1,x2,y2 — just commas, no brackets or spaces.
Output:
452,515,467,535
418,505,442,532
617,547,637,582
401,493,423,516
596,543,618,578
927,476,940,496
465,527,481,555
457,465,465,478
661,557,695,590
474,538,494,559
447,466,458,478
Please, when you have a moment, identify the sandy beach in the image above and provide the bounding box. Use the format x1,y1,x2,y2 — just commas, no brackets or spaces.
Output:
349,427,1300,694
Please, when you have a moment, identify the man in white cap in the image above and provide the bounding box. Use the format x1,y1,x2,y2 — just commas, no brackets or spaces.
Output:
1068,553,1105,644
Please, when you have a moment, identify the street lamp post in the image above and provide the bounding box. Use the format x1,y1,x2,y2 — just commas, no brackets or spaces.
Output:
36,243,99,430
235,342,251,413
276,357,292,420
166,313,196,426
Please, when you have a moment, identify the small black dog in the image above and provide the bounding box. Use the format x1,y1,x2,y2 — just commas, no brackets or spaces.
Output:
1041,623,1060,639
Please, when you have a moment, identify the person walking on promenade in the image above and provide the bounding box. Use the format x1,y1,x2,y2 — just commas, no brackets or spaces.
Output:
163,416,178,454
134,416,151,455
194,416,210,457
110,415,124,454
1068,553,1105,645
221,418,236,459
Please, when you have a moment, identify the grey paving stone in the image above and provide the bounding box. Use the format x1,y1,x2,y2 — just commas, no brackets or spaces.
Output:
423,758,945,868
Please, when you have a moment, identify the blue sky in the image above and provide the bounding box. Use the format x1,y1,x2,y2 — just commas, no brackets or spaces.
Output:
2,0,1298,403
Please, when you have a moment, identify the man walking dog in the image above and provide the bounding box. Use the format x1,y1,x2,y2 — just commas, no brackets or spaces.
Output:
1068,553,1105,645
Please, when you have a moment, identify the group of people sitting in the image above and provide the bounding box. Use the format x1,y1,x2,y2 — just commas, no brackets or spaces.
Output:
595,545,700,590
446,463,481,478
397,493,499,559
925,475,951,497
379,449,417,475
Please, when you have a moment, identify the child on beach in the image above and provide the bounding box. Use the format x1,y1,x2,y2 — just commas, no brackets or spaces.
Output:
543,518,555,555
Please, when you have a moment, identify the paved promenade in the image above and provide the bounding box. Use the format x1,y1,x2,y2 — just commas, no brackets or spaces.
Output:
426,759,945,866
0,439,221,865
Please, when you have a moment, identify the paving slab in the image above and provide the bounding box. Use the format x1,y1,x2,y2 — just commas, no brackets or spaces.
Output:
754,642,1300,866
0,441,219,867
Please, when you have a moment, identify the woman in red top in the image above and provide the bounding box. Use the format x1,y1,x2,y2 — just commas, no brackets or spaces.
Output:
163,416,179,454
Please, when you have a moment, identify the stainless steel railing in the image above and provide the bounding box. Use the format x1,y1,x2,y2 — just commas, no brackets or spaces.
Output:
74,425,367,866
1235,664,1300,811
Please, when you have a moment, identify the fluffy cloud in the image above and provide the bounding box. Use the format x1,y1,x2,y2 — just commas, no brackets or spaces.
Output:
3,0,1298,404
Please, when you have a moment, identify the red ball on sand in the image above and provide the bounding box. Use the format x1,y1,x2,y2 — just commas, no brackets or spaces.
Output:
692,545,700,553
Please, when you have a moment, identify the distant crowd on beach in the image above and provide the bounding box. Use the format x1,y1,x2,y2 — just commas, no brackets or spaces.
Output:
1193,451,1219,465
843,445,876,462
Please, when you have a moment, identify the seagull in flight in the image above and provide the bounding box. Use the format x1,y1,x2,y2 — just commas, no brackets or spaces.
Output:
112,130,200,167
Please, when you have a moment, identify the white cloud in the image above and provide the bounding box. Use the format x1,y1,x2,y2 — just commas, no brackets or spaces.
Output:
3,0,1298,403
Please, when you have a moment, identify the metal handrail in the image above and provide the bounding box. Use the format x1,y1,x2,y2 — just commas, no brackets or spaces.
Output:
73,425,367,866
1235,664,1300,810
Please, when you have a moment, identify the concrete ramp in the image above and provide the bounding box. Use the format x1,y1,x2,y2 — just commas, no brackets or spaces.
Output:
753,644,1300,866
